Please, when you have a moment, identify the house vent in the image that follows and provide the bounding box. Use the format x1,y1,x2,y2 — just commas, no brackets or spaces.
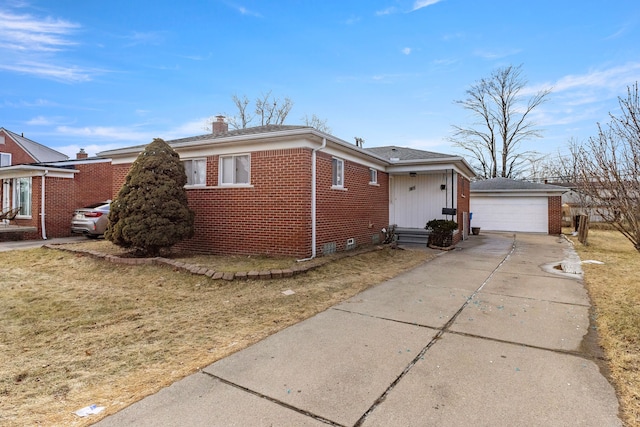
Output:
346,238,356,250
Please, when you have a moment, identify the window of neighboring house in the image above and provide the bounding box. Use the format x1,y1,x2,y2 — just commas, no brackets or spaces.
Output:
183,159,206,186
220,154,250,185
369,168,378,185
13,177,31,217
0,152,11,167
332,157,344,188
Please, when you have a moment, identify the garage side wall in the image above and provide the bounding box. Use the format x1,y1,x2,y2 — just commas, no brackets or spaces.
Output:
548,195,562,235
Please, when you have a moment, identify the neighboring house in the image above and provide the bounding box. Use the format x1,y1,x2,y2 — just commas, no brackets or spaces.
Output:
470,178,568,234
100,120,475,257
0,127,112,241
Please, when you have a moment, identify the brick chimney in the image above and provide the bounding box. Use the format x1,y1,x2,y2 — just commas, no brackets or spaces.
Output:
212,115,228,135
76,148,88,159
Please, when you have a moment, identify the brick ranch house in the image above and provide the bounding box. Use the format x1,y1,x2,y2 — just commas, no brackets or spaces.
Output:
99,120,476,258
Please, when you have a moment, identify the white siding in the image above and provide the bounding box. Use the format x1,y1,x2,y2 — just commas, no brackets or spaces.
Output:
471,196,548,233
390,174,456,228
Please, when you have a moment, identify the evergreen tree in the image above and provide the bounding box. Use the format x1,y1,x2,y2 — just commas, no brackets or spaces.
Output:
106,138,195,256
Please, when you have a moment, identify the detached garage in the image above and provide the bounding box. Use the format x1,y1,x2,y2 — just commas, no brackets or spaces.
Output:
470,178,568,234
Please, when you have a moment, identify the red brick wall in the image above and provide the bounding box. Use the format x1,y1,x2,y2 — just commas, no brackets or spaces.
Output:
315,151,389,253
74,162,113,207
0,130,37,164
454,174,471,244
548,195,562,235
176,148,314,256
112,164,130,197
111,148,390,258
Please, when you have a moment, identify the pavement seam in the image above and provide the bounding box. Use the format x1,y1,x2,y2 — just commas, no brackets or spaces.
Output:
444,330,607,361
199,371,347,427
472,289,592,307
353,235,517,427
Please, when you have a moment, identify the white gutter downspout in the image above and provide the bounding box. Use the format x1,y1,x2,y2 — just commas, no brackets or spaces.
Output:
41,170,47,240
298,137,326,262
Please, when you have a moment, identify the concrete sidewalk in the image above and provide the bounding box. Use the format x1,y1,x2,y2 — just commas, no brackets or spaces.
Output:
96,233,621,426
0,236,86,252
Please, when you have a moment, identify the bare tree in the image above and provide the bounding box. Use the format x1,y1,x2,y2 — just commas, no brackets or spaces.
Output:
543,138,597,228
255,90,293,126
450,64,551,179
302,113,331,133
205,92,294,131
227,94,254,130
575,83,640,251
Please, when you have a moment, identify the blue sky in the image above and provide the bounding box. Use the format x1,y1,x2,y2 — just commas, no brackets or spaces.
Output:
1,0,639,161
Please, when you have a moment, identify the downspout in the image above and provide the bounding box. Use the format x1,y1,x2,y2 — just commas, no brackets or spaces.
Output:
41,170,48,240
298,137,326,262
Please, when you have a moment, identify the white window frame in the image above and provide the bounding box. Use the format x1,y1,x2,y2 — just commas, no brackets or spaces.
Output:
0,152,11,167
219,154,251,186
369,168,378,185
332,157,344,188
183,158,206,186
13,177,32,218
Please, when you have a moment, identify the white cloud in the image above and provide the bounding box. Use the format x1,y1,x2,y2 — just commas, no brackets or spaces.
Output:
0,61,93,83
122,31,165,47
0,10,79,52
235,5,262,17
0,7,103,83
26,115,56,125
473,48,522,60
401,47,412,55
523,62,640,97
411,0,442,12
376,7,397,16
56,125,152,141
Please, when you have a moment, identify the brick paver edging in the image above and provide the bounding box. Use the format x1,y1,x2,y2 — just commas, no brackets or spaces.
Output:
44,244,382,281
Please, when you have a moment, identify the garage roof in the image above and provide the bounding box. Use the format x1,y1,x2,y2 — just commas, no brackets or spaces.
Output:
471,177,567,193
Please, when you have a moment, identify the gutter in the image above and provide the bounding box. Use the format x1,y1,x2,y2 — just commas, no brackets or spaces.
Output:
40,170,47,240
297,137,326,262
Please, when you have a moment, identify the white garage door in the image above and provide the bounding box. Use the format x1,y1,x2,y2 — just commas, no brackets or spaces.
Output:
470,196,548,233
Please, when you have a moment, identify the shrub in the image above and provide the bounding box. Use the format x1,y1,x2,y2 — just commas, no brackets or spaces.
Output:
426,219,458,248
105,138,195,256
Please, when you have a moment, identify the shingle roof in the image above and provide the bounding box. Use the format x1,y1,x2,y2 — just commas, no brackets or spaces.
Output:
168,124,311,145
365,146,454,161
471,177,568,192
1,128,68,163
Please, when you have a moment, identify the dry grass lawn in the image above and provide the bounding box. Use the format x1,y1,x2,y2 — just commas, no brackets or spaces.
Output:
0,242,434,426
567,229,640,426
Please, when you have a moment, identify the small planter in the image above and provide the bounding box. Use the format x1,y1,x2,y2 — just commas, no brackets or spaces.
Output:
471,227,480,235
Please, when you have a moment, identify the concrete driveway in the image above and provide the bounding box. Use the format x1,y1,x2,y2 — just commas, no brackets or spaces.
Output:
96,233,621,426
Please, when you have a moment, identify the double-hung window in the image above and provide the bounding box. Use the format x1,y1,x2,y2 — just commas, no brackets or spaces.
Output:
220,154,250,185
183,159,206,186
0,152,11,167
332,157,344,188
